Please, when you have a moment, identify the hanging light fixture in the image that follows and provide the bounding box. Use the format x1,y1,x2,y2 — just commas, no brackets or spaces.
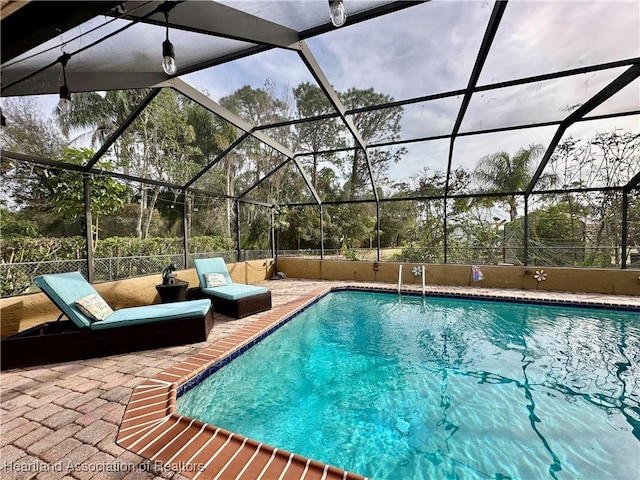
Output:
329,0,347,27
57,52,72,113
162,9,177,75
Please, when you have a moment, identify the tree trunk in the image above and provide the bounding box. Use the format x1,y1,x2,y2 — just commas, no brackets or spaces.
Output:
509,196,518,222
312,153,318,189
136,188,146,239
143,186,160,239
350,150,359,197
185,194,193,239
225,162,235,238
93,216,99,253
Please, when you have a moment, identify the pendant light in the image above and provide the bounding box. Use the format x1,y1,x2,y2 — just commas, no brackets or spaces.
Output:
329,0,347,27
162,10,177,75
57,52,72,113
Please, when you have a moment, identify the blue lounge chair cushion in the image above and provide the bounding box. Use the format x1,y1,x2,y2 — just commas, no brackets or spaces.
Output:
34,271,211,331
194,258,268,300
201,284,268,301
194,258,233,289
90,299,211,330
34,272,101,328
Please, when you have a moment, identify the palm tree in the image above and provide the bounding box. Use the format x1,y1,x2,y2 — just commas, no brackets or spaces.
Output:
56,89,150,149
473,144,556,222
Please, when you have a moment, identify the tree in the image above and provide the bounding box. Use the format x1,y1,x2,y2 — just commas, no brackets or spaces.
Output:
339,88,406,197
547,131,640,266
281,206,320,250
628,190,640,265
0,205,39,238
220,81,293,199
390,167,473,263
2,97,66,158
293,82,345,189
220,81,301,244
379,195,419,249
473,144,554,222
55,89,207,239
56,89,151,177
528,203,587,266
135,91,203,239
323,202,377,254
1,98,67,222
221,81,291,128
184,101,237,237
51,148,127,248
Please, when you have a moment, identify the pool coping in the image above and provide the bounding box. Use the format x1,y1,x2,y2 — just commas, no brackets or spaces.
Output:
116,284,639,480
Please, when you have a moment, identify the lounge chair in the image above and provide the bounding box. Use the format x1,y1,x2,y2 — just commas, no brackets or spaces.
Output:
188,257,272,318
0,271,214,370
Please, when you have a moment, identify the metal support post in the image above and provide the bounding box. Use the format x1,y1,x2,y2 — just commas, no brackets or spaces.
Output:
182,191,189,269
83,174,94,283
235,199,241,262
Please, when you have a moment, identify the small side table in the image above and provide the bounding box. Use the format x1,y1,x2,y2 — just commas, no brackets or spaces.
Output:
156,281,189,303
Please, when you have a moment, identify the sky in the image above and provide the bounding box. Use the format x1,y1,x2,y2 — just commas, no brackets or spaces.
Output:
182,0,640,185
6,0,640,189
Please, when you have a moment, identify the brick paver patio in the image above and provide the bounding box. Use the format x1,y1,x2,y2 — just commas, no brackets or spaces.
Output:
2,279,638,480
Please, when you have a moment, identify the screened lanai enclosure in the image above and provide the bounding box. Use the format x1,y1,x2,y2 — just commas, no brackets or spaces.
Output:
1,0,639,297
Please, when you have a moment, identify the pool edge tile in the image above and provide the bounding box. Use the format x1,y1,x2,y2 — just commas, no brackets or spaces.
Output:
117,285,369,480
118,282,639,479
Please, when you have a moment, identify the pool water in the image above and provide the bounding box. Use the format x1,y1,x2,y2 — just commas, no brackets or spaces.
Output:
177,290,640,479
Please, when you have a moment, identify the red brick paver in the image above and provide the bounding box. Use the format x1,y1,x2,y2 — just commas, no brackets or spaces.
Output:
2,279,638,480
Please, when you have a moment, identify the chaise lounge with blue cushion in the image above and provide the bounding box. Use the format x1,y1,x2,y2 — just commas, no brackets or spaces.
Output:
1,271,214,370
188,257,272,318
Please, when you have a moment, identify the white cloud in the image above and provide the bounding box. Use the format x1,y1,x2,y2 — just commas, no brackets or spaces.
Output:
307,1,493,101
479,0,640,84
182,48,315,103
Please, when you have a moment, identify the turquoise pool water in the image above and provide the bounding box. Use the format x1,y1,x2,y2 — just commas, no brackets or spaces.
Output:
177,290,640,479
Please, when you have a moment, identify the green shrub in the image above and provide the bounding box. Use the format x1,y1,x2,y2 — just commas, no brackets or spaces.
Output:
1,235,235,264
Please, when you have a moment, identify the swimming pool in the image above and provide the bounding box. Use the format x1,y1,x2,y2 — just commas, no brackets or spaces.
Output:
176,289,640,479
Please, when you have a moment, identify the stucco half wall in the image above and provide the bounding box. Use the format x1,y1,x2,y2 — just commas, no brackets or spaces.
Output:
277,258,640,296
3,258,639,338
